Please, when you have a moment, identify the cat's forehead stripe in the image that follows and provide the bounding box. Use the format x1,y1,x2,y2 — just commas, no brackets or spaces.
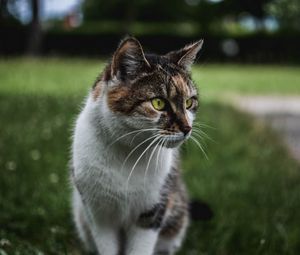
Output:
170,74,189,97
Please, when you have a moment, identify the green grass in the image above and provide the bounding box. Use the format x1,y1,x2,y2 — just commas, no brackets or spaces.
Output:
0,58,102,96
181,105,300,254
0,59,299,98
0,59,300,254
194,64,300,100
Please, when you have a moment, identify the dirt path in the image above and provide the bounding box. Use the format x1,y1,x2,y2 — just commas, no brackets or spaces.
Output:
234,96,300,161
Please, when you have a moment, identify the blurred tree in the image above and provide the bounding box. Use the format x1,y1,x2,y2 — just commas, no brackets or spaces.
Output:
0,0,20,24
27,0,42,56
83,0,189,34
83,0,275,35
0,0,8,22
0,0,42,55
84,0,185,22
214,0,274,32
221,0,272,19
266,0,300,31
83,0,225,34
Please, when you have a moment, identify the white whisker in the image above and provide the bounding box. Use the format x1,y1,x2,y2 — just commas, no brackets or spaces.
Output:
192,126,215,142
121,134,160,173
143,136,162,187
193,122,216,130
190,135,208,159
108,128,161,148
191,131,205,141
129,128,161,145
126,136,161,187
155,138,166,176
192,129,208,140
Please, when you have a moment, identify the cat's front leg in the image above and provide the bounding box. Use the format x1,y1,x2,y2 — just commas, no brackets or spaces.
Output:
125,203,165,255
74,191,120,255
72,171,120,255
125,226,159,255
89,221,119,255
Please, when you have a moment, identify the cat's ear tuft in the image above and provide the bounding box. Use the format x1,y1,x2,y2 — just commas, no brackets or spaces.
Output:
111,37,151,80
166,40,203,71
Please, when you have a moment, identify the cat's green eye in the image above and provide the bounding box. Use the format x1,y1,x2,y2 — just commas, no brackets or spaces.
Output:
151,98,166,111
185,98,193,109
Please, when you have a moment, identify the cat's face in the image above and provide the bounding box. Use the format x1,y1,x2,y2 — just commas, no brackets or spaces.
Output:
93,37,203,148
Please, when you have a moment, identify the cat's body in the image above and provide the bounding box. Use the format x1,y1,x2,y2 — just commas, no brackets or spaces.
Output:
71,37,203,255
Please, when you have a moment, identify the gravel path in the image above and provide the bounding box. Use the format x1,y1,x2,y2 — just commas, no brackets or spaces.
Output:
234,96,300,161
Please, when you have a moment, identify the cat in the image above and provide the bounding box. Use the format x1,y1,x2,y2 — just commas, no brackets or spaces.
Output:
71,36,203,255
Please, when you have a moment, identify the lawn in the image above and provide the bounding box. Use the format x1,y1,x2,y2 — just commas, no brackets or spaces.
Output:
1,59,300,98
0,59,300,255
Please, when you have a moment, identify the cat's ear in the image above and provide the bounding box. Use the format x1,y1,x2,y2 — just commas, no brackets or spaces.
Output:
111,37,151,80
166,40,203,71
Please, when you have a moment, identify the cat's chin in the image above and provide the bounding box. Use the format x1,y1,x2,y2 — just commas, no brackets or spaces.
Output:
163,135,189,148
164,140,184,148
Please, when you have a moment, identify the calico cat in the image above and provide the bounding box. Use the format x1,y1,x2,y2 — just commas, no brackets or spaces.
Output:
71,37,203,255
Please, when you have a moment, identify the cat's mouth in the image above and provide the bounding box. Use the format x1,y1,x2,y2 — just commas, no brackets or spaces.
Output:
161,132,190,148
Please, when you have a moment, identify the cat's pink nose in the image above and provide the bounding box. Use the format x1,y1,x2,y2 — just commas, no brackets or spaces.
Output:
182,125,192,136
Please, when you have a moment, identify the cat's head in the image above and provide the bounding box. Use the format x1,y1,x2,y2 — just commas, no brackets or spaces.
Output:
92,37,203,148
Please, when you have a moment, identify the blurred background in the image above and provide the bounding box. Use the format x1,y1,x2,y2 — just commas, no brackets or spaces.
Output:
1,0,300,62
0,0,300,255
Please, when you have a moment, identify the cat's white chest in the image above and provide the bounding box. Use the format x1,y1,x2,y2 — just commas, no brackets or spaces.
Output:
72,112,173,221
93,149,172,216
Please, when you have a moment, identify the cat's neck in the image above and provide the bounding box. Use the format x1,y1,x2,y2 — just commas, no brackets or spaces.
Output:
76,101,176,184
